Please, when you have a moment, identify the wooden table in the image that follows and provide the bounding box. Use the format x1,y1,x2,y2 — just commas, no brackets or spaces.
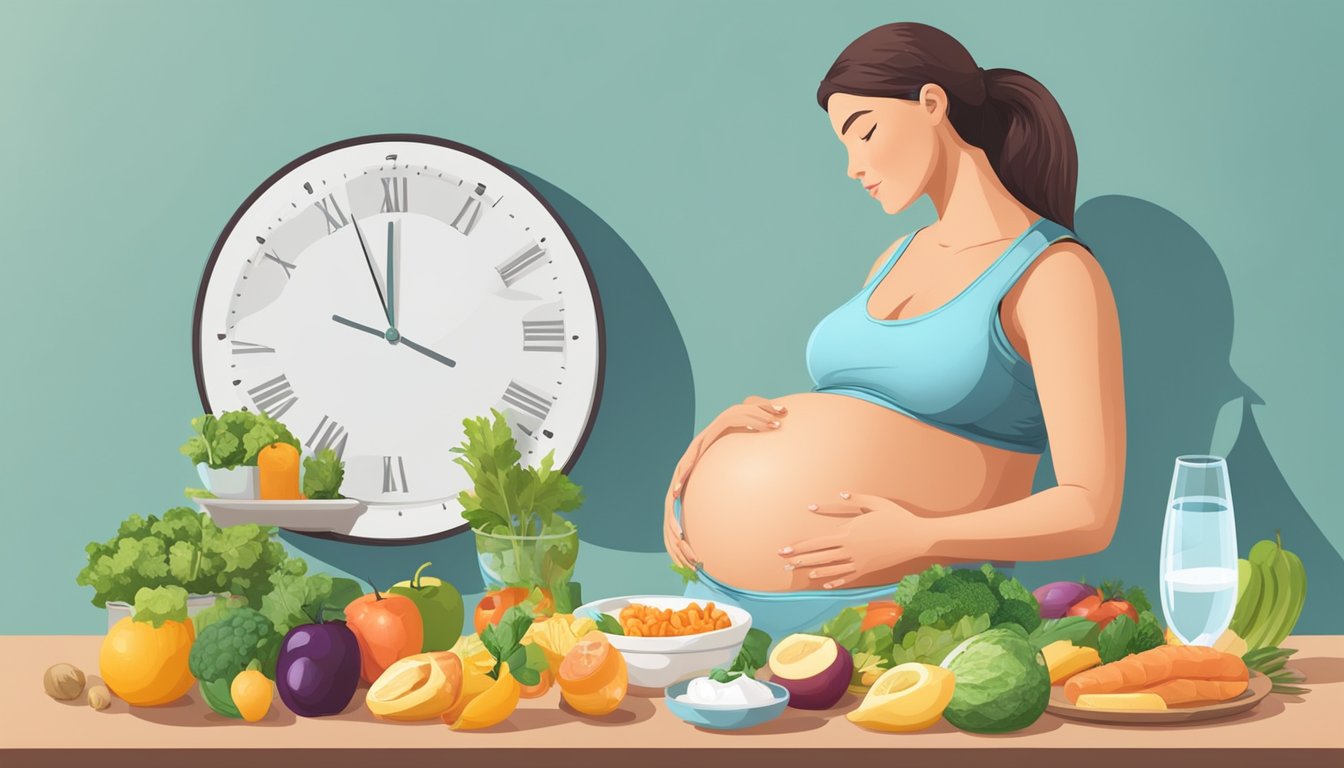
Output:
3,635,1341,767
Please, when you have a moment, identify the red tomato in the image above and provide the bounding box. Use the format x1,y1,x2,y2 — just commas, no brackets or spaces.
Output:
859,600,903,632
1087,600,1139,630
1065,593,1103,619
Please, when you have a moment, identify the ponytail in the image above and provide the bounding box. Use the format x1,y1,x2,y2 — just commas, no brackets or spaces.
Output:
979,68,1078,230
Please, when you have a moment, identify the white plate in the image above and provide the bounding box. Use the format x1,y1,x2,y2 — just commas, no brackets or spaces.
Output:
195,498,367,533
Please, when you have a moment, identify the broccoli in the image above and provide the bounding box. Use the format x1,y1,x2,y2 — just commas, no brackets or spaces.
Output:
992,598,1043,634
188,607,280,719
892,563,1044,645
189,607,279,681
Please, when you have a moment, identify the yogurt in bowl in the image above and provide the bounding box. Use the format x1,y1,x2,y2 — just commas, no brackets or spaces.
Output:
665,675,791,731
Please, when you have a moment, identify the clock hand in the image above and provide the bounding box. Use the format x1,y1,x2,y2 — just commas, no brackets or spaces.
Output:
350,215,392,327
332,315,454,367
398,336,457,368
385,220,397,328
332,313,395,341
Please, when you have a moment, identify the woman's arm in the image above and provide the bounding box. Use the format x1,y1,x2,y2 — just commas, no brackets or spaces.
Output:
925,242,1126,561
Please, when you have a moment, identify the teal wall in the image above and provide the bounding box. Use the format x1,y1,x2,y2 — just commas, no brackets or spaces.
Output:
3,0,1340,634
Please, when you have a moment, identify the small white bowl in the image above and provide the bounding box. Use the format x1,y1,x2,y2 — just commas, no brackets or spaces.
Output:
576,595,752,689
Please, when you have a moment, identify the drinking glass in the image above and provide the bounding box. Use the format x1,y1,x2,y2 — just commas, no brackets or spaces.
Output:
1159,455,1239,645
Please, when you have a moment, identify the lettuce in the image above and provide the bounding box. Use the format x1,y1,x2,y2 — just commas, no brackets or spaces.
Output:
302,448,345,499
180,410,300,470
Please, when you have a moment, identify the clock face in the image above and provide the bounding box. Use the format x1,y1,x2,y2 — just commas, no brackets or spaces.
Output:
194,135,604,542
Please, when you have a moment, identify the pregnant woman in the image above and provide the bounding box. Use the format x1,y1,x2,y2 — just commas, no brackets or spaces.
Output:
665,22,1126,639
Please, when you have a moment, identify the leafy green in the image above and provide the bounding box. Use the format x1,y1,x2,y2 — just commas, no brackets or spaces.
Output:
258,558,359,636
707,627,772,683
481,605,546,686
819,605,866,650
302,448,345,499
184,487,216,500
1242,646,1308,695
1098,613,1138,664
550,581,582,615
592,612,624,635
890,564,1040,643
131,585,188,627
76,507,286,609
180,410,300,470
1129,611,1165,655
451,409,584,540
1099,579,1152,614
890,612,991,666
1028,616,1096,650
670,562,699,585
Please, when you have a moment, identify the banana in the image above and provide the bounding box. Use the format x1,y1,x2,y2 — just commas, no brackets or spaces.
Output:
1241,539,1281,649
1229,558,1262,636
1266,543,1307,648
1246,536,1297,651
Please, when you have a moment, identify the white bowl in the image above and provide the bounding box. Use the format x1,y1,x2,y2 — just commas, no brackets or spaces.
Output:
576,595,752,689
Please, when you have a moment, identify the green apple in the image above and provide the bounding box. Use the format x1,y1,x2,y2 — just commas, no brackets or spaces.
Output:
389,562,465,652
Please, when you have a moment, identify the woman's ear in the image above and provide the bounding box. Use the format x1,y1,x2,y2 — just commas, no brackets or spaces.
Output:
918,83,949,125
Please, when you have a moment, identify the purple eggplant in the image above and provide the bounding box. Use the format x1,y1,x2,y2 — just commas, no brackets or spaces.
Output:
275,618,362,717
1032,581,1098,619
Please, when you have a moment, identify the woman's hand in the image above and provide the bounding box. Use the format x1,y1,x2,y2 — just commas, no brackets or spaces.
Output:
663,396,787,570
777,492,928,589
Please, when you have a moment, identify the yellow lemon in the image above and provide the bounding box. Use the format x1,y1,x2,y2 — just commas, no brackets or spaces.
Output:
846,663,955,733
447,662,520,731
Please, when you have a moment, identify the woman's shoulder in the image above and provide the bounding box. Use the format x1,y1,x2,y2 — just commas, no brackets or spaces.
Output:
1006,238,1113,325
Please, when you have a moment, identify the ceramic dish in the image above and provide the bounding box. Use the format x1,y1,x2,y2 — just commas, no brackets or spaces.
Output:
664,678,790,730
1046,671,1272,725
195,497,367,532
576,595,752,688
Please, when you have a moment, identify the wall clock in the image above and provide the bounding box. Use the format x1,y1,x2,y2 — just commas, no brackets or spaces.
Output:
193,134,605,543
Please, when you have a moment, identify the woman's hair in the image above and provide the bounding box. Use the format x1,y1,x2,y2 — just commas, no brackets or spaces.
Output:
817,22,1078,230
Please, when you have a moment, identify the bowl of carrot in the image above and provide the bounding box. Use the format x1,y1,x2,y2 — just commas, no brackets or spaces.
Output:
576,595,753,689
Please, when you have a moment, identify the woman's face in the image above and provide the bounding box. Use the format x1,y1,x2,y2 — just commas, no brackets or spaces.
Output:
827,90,940,215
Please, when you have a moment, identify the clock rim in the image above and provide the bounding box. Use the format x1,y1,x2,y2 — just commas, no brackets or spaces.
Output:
190,132,607,546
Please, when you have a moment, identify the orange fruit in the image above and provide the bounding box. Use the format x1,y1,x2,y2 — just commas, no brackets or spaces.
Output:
99,617,196,706
447,662,520,730
557,634,627,715
519,668,553,699
473,587,554,635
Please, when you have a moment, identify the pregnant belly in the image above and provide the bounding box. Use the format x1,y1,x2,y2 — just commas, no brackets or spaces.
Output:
679,392,1038,591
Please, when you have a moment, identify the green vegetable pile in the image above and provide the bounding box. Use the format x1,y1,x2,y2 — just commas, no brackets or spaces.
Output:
301,448,345,500
180,411,300,470
188,607,281,719
76,507,288,608
451,409,585,596
480,605,551,686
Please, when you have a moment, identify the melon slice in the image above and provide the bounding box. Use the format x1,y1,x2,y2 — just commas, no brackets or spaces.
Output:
366,651,463,721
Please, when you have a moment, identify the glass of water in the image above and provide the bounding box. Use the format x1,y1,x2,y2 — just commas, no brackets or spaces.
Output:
1159,455,1239,645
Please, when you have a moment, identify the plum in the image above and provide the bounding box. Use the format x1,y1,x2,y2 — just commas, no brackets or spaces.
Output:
275,618,362,717
1032,581,1097,619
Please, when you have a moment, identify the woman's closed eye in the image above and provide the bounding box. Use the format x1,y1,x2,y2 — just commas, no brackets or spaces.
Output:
861,124,877,142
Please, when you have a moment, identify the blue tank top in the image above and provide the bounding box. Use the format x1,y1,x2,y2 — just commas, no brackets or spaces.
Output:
805,217,1085,454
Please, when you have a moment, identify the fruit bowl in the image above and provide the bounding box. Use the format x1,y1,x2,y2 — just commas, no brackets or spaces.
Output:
576,595,752,689
664,678,790,731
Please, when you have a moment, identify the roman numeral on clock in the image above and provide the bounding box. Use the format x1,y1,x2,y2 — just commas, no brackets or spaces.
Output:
231,340,275,355
382,456,409,493
522,319,564,352
502,380,554,422
305,415,349,460
263,249,296,278
248,375,298,419
315,194,348,234
380,177,408,213
496,243,548,287
450,191,484,235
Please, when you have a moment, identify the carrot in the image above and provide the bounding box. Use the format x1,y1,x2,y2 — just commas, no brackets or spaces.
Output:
1064,645,1249,707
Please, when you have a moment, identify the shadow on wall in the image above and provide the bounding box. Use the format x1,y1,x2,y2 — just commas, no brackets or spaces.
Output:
281,167,694,595
1014,194,1343,633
